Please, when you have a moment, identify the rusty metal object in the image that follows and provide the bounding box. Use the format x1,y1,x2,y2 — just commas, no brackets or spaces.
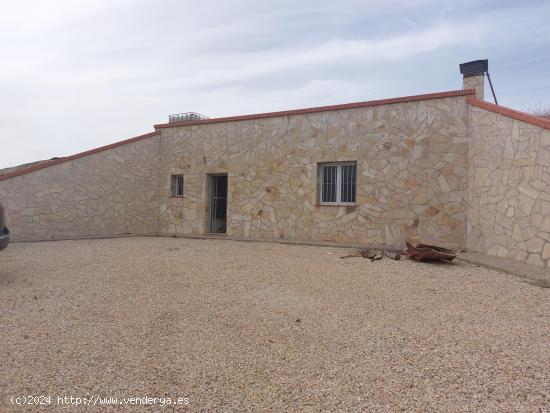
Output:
405,241,457,262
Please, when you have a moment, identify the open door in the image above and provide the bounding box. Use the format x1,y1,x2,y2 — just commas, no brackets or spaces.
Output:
209,174,227,233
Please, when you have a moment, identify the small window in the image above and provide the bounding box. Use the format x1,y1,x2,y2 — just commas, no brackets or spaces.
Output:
318,162,356,204
171,175,184,197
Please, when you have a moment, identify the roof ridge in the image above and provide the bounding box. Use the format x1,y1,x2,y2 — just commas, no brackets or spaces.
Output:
467,98,550,130
154,89,476,129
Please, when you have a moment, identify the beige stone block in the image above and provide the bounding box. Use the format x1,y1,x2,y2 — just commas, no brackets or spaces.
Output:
518,194,536,215
21,208,35,216
526,237,545,253
49,184,65,194
521,227,537,241
526,254,544,267
512,159,534,167
341,211,358,223
538,231,550,242
424,206,439,217
463,75,484,100
437,175,451,193
512,224,523,242
496,246,508,258
530,179,547,192
542,216,550,232
531,212,543,228
449,191,462,202
517,183,539,200
36,189,51,198
487,244,500,256
536,148,550,165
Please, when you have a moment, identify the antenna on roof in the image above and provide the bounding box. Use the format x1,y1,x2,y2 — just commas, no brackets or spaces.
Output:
485,71,498,105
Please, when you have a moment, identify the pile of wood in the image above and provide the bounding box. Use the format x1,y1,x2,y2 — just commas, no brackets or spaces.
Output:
340,241,458,262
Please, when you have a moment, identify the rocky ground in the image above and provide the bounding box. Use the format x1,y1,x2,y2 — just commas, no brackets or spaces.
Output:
1,237,549,412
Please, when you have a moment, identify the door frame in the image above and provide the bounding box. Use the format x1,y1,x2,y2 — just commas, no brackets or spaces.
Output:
207,173,228,234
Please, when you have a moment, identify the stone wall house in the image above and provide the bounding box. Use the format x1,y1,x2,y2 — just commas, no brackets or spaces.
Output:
1,60,550,267
156,93,470,247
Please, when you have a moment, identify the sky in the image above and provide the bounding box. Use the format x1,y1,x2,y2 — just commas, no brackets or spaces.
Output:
1,0,549,168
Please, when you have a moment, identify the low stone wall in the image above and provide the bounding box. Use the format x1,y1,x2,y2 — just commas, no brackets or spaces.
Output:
0,136,161,241
467,106,550,267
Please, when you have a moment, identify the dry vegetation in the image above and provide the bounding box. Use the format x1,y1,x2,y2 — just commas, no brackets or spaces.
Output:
529,107,550,120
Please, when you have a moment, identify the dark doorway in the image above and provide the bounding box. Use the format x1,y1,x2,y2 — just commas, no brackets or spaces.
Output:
209,175,227,233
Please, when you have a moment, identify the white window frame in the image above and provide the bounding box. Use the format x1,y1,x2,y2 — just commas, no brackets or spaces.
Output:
171,174,184,197
318,162,357,205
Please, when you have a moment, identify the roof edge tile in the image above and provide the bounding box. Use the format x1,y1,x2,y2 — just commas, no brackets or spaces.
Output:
0,131,160,182
0,89,478,182
467,98,550,130
155,89,476,129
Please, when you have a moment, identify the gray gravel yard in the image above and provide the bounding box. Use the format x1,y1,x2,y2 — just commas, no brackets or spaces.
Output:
1,237,549,412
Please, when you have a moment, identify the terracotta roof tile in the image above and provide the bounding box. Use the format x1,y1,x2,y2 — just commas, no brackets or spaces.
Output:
0,89,477,182
0,131,160,182
467,98,550,130
154,89,476,129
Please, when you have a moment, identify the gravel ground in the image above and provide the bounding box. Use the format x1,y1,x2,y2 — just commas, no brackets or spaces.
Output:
1,237,549,412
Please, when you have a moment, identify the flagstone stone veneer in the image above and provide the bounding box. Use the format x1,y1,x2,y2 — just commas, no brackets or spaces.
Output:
2,89,550,268
0,136,161,240
467,104,550,267
158,96,470,248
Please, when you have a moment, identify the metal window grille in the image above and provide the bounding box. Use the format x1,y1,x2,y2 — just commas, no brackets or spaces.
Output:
319,163,356,204
340,163,356,203
321,165,338,203
171,175,184,197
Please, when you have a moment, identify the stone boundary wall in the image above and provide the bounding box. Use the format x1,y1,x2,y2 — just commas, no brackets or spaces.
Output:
467,104,550,267
0,136,161,241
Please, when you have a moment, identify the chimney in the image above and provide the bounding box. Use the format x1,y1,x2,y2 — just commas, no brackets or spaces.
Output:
459,59,487,100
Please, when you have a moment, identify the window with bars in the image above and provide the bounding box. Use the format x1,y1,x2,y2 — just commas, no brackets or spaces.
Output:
318,162,357,204
171,175,184,197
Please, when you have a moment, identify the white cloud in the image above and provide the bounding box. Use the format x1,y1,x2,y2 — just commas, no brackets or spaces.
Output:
0,0,549,168
176,23,483,89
